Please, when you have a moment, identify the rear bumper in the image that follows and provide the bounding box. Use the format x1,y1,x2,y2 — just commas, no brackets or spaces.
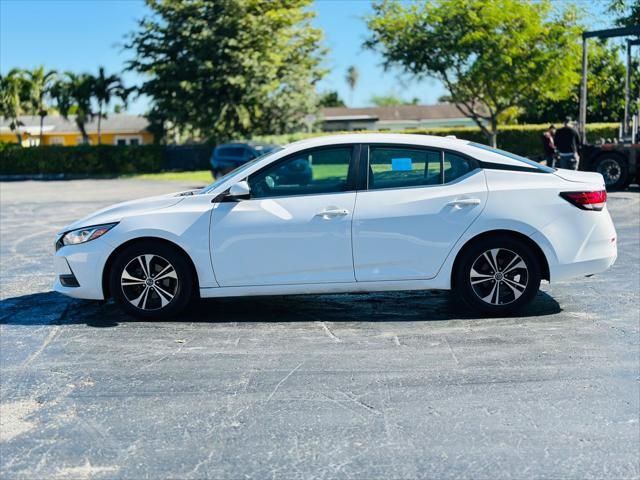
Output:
531,207,617,283
550,254,617,282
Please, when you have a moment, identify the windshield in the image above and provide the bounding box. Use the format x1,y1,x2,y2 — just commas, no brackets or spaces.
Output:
199,146,283,194
468,142,555,173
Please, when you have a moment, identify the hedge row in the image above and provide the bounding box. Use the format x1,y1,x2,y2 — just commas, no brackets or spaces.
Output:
0,123,620,176
252,123,619,159
0,144,164,176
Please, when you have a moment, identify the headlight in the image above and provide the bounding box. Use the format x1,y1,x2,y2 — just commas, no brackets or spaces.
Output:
60,223,118,247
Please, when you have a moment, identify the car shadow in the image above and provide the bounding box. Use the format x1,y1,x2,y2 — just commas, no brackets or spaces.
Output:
0,289,561,328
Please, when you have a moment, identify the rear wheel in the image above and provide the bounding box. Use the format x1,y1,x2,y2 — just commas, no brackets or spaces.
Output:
594,154,628,189
454,237,541,315
109,241,194,318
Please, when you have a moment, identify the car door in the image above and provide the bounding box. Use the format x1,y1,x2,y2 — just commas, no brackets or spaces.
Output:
352,145,488,281
210,145,359,286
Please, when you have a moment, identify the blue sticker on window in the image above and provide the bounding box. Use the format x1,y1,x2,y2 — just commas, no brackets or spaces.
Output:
391,158,412,171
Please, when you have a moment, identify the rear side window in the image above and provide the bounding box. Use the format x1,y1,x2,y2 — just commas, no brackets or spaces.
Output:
368,147,442,190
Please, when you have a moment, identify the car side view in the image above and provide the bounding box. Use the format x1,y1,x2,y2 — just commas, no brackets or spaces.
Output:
54,134,617,318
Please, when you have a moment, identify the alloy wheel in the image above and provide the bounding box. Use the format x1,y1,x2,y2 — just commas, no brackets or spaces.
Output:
469,248,529,306
120,254,179,311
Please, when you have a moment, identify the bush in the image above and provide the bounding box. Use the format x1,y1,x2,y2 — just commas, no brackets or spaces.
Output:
0,144,164,176
252,123,619,159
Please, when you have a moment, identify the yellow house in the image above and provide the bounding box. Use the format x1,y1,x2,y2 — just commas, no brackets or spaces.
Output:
0,114,154,146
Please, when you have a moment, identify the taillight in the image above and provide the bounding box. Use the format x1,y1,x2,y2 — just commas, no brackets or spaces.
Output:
560,190,607,211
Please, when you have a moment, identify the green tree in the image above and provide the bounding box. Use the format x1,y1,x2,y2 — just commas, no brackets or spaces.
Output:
370,94,419,106
51,73,94,144
520,40,640,123
126,0,326,143
606,0,640,27
0,69,28,144
91,67,128,144
366,0,581,146
319,90,346,107
24,66,57,144
345,65,359,105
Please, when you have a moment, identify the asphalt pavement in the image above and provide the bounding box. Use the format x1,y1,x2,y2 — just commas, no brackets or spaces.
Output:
1,179,638,479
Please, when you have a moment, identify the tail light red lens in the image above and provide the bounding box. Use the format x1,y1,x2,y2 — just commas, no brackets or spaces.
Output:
560,190,607,211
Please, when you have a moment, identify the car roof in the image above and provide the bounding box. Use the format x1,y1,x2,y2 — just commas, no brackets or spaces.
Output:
286,133,468,149
283,133,538,170
203,133,541,195
216,142,277,149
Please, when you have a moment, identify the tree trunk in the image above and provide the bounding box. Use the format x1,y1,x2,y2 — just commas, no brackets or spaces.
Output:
39,114,44,145
77,120,89,145
487,117,498,148
97,103,102,144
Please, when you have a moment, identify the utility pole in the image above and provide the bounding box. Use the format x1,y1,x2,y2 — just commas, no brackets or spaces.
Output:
579,35,588,142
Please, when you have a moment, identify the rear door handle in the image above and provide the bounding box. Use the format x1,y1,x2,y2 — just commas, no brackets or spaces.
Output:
316,208,349,219
446,198,481,207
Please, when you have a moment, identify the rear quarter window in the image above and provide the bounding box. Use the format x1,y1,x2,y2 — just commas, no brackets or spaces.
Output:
468,142,554,173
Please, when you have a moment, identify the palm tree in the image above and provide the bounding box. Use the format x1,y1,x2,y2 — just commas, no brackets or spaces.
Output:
24,66,57,144
91,67,128,144
51,73,94,145
345,66,359,106
0,69,28,144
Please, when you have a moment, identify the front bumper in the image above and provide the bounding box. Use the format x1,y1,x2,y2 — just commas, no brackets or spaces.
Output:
53,237,112,300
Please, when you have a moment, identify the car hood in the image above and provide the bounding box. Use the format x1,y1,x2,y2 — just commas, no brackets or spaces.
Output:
58,192,187,234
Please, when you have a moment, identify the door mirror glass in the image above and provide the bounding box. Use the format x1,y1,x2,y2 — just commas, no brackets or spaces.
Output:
228,180,251,199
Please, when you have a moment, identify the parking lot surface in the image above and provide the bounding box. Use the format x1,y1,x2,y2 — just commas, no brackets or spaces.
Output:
1,179,638,479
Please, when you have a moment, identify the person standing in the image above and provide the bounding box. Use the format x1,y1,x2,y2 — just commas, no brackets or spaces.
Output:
554,117,581,170
541,125,556,167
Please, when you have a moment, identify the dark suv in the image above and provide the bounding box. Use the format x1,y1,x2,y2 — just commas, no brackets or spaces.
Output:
210,142,279,178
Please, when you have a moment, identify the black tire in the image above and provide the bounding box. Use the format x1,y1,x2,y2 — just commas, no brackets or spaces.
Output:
454,236,541,316
594,154,629,189
109,241,194,319
211,168,219,179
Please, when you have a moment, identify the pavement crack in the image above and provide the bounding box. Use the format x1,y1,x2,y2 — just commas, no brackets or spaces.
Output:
21,326,61,368
443,335,460,365
317,321,341,342
266,362,303,403
337,391,381,415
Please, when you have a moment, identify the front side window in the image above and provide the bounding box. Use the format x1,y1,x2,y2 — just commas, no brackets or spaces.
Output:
249,147,352,199
368,147,442,190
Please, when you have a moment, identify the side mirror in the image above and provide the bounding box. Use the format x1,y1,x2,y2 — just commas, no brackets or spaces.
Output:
228,180,251,200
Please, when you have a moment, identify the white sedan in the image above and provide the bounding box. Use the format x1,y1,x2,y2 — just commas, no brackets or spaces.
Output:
54,134,617,317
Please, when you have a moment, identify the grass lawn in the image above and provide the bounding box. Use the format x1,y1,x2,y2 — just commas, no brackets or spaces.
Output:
128,170,214,183
127,163,440,184
127,165,347,183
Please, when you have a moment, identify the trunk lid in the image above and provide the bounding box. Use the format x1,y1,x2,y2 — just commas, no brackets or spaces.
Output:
554,169,605,187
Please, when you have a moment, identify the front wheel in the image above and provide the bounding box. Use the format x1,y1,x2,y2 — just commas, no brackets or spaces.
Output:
454,237,541,315
109,241,194,318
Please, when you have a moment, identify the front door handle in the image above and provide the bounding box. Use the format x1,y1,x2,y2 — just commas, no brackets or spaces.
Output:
446,198,481,207
316,208,349,219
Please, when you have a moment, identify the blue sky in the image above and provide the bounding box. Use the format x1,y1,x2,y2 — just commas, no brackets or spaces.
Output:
0,0,609,114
